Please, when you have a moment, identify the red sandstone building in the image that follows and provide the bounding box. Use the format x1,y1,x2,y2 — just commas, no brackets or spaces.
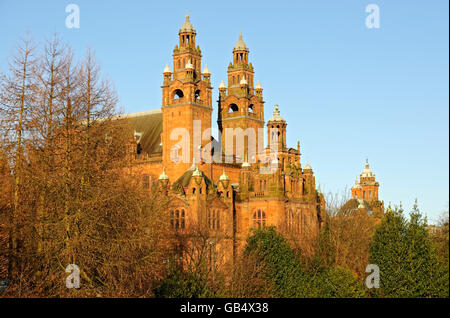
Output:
122,14,327,268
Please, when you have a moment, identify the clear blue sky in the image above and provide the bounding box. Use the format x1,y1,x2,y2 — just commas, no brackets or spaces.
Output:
1,0,448,223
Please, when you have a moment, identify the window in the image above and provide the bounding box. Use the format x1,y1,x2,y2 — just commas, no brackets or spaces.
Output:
142,175,150,189
286,209,293,230
170,209,185,229
173,89,184,99
229,104,239,113
369,191,372,198
253,209,266,229
248,104,254,113
207,209,220,230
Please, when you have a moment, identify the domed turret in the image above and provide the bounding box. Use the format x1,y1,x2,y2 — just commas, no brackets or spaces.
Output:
180,11,195,33
202,64,210,74
219,80,226,89
352,177,362,189
268,104,285,123
219,168,229,181
233,32,248,51
163,64,171,73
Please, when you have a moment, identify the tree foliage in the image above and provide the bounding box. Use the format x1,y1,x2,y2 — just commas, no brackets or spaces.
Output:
369,202,449,298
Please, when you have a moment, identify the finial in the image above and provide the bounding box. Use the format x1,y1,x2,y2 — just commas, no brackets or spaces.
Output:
186,10,189,19
159,167,169,180
239,31,243,41
219,168,229,181
273,104,280,115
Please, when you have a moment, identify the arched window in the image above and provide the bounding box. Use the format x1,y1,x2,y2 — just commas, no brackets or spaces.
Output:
228,104,239,113
170,209,186,229
173,89,184,99
248,104,254,113
253,209,266,229
233,76,235,84
195,89,201,101
178,60,181,69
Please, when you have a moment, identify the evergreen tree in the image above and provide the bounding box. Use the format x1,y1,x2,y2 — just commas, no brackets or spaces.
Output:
245,227,312,297
369,202,449,297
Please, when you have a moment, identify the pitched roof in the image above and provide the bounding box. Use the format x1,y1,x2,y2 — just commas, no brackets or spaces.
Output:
116,109,162,156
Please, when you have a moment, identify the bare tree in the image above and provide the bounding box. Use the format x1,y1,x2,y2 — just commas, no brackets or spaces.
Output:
0,34,38,278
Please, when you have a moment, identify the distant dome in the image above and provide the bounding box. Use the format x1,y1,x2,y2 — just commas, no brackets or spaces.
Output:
304,164,312,170
219,80,226,89
255,81,262,89
361,159,374,177
240,75,247,85
233,32,248,51
180,12,195,33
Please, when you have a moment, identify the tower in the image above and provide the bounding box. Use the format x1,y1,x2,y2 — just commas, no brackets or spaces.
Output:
218,33,265,162
351,159,380,201
267,104,287,153
161,13,213,177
